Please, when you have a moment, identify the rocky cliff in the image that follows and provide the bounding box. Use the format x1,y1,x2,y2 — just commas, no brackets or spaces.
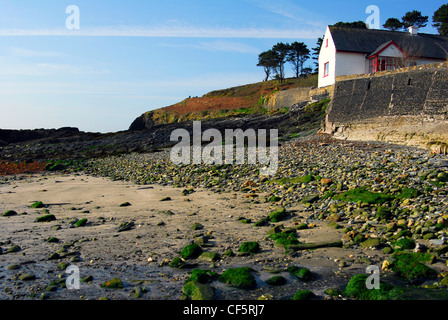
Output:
324,62,448,153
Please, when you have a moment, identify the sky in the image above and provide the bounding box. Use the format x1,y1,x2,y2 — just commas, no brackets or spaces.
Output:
0,0,445,133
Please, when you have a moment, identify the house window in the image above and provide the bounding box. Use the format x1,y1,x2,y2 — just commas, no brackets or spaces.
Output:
323,62,329,77
369,56,405,73
326,39,329,47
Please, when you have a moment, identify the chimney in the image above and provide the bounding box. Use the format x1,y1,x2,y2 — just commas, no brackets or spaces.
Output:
408,26,418,35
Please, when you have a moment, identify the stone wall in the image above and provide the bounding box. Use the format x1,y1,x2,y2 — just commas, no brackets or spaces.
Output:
324,62,448,152
263,86,333,111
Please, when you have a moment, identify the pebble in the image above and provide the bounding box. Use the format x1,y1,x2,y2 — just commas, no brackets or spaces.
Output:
82,134,448,252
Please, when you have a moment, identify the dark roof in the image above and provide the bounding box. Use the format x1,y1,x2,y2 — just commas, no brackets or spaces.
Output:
329,26,448,60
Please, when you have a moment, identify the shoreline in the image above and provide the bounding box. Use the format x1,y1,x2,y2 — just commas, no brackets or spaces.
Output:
1,135,448,300
0,172,371,300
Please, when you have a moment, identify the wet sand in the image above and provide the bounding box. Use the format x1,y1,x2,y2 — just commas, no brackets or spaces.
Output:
0,173,386,300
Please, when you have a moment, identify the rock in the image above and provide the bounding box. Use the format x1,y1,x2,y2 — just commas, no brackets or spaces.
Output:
266,275,286,286
190,223,204,230
31,201,44,208
117,221,135,232
160,197,171,202
48,252,60,260
75,218,88,227
429,239,445,246
218,267,256,289
35,214,56,223
19,273,36,281
181,243,203,259
268,206,287,222
182,281,215,300
199,251,220,262
360,237,380,249
119,202,132,207
6,245,21,253
287,266,313,281
291,289,315,300
133,286,144,298
238,241,260,254
100,277,123,289
2,210,17,217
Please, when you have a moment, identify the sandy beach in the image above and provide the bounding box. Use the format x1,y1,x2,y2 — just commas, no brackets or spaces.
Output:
0,172,382,300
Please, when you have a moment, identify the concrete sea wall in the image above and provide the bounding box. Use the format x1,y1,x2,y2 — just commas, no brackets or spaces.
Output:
323,62,448,152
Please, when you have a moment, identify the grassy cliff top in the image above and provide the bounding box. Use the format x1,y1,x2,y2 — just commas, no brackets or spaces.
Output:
141,75,318,126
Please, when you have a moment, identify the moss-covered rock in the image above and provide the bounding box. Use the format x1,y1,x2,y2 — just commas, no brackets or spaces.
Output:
360,237,381,249
287,266,312,281
181,243,203,259
268,206,287,222
238,241,260,254
101,277,123,289
169,256,189,269
268,230,300,249
266,275,286,286
2,210,17,217
75,218,88,227
333,188,393,204
254,216,270,227
182,281,215,300
291,289,314,300
31,201,45,208
344,274,404,300
390,252,437,282
199,251,220,262
187,269,218,284
190,223,204,230
218,267,256,289
393,238,415,250
396,188,421,199
35,214,56,223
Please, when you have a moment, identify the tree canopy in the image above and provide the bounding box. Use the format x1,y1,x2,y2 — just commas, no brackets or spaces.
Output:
257,42,311,82
401,10,429,28
383,18,403,31
433,4,448,36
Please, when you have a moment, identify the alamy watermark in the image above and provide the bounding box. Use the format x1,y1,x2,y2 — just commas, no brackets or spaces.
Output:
366,5,380,29
170,121,278,176
66,5,80,30
66,265,80,290
366,265,380,290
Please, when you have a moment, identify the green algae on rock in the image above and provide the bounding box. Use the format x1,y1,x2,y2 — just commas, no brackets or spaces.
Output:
218,267,256,289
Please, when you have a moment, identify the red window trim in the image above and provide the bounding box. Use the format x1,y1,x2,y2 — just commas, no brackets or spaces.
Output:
323,62,329,77
325,38,329,47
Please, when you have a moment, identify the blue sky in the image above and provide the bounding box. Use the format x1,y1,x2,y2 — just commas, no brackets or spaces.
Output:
0,0,445,133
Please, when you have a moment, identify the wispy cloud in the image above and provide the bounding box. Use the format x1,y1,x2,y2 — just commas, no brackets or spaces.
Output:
159,40,260,54
0,62,111,77
0,24,322,39
6,46,65,58
247,0,327,28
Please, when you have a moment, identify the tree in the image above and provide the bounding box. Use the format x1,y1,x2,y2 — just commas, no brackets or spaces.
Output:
334,21,367,28
433,4,448,36
287,41,310,78
311,37,323,72
401,10,429,29
257,50,278,81
383,18,403,31
271,42,290,82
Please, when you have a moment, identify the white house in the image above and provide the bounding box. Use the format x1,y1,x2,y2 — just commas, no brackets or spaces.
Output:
318,25,448,88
